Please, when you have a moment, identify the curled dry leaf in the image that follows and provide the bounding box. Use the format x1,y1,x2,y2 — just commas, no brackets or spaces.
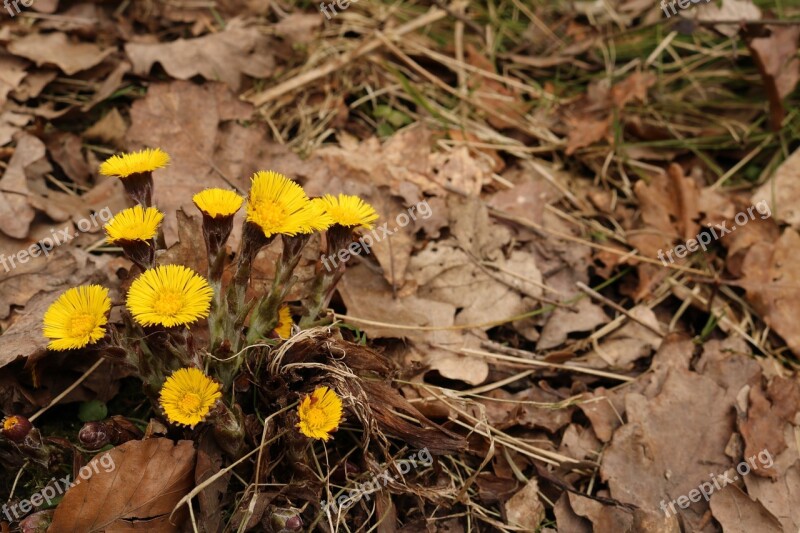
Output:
8,32,113,75
125,23,275,91
49,438,196,532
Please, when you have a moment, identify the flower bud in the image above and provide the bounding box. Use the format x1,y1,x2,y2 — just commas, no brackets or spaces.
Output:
79,417,143,450
78,421,115,450
19,510,54,533
2,415,32,443
267,506,303,532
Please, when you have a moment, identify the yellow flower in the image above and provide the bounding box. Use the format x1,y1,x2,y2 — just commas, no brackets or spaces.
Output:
193,188,244,218
159,368,221,427
104,205,164,243
99,148,170,178
126,265,213,327
296,386,343,441
43,285,111,351
313,194,379,229
246,170,329,237
275,305,292,339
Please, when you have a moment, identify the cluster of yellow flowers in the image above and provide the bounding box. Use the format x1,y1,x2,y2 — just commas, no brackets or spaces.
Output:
40,148,376,440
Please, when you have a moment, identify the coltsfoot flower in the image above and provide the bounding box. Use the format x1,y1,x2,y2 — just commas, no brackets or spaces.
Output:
313,193,379,229
246,171,330,237
99,148,169,206
99,148,170,178
126,265,213,327
104,205,163,243
275,305,293,339
296,386,343,441
159,368,221,427
42,285,111,351
193,188,244,219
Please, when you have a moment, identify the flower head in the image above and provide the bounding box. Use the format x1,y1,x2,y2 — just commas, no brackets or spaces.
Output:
313,194,379,229
43,285,111,351
126,265,213,328
104,205,164,243
246,171,330,237
159,368,221,427
1,415,32,442
193,188,244,219
99,148,170,179
275,305,292,339
296,386,343,441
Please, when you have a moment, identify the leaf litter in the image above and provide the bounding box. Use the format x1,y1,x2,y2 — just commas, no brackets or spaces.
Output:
0,0,799,531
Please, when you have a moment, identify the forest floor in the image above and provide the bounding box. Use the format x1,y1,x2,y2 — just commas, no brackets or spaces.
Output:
1,0,800,531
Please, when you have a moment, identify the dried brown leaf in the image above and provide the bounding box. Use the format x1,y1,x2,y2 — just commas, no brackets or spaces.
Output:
8,32,113,75
50,438,196,532
125,22,275,91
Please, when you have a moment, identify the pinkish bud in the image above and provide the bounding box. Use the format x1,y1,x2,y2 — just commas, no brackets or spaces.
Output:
2,415,32,443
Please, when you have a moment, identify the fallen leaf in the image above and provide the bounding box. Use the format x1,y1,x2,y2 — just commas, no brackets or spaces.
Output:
0,54,28,108
567,493,634,531
504,477,545,530
709,484,782,532
601,357,736,529
538,298,609,350
0,134,48,239
10,68,57,101
8,32,113,75
83,107,128,148
580,305,662,370
125,22,275,91
744,462,800,532
610,72,656,109
50,438,196,532
565,115,610,156
410,240,542,329
737,377,799,478
272,13,323,45
553,494,592,533
746,25,800,130
692,0,762,37
0,110,32,146
44,131,92,185
740,228,800,356
752,146,800,229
